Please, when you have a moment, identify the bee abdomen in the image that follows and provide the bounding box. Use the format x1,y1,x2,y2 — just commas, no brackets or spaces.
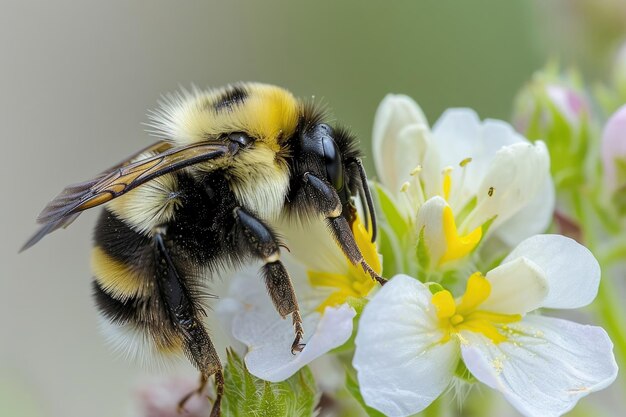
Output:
92,209,183,360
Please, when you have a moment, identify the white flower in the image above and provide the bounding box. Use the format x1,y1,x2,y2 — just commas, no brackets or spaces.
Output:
353,234,617,417
217,216,380,382
373,95,554,270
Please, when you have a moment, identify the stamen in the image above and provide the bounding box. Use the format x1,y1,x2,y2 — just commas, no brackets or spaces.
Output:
442,166,453,201
450,157,471,208
410,165,422,176
400,181,419,214
459,157,472,167
409,165,426,206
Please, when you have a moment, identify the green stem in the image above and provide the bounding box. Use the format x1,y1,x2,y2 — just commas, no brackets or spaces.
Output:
598,239,626,266
595,277,626,369
572,191,626,382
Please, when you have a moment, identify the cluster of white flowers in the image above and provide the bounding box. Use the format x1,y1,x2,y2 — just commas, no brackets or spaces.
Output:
216,93,618,417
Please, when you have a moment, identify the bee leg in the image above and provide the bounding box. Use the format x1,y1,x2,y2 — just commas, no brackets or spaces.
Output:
301,172,386,286
233,208,305,354
177,369,224,417
154,233,224,416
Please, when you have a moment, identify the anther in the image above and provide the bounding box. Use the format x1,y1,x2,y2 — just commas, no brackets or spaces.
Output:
459,157,472,167
400,182,410,193
410,165,422,176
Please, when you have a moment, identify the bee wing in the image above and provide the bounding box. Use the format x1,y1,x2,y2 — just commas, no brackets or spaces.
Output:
22,141,229,251
102,140,174,173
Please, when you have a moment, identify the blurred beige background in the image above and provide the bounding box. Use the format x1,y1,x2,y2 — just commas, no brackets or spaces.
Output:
1,1,624,417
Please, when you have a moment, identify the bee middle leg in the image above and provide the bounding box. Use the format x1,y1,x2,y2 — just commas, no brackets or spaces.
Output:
232,207,305,353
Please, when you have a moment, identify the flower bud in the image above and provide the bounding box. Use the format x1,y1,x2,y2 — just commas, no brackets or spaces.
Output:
513,71,590,188
601,104,626,203
514,73,589,135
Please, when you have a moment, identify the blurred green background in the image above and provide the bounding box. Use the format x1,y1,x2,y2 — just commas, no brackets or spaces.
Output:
2,1,625,417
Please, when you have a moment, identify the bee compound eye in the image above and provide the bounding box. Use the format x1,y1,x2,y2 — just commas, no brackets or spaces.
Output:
227,132,254,147
322,136,344,191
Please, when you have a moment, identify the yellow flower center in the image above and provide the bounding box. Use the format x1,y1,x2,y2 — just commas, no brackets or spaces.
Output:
439,205,482,264
308,216,381,312
431,272,521,344
439,166,482,265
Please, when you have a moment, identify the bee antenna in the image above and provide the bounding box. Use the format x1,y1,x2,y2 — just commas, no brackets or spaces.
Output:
349,158,377,243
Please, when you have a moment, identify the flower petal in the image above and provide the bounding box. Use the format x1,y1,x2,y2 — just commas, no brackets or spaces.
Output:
430,111,526,207
373,94,429,193
235,304,355,382
481,257,548,315
461,315,618,417
462,141,550,234
277,215,349,277
354,275,458,417
415,196,447,266
431,108,482,174
503,235,600,309
493,176,555,247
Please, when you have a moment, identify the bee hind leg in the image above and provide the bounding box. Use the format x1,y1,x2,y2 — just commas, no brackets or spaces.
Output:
154,232,224,416
233,207,305,354
177,367,224,417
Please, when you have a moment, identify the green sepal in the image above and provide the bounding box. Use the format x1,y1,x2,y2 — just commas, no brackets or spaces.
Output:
455,195,477,226
427,282,445,295
378,223,401,277
374,182,410,241
479,215,498,240
416,226,431,271
220,350,318,417
454,359,476,384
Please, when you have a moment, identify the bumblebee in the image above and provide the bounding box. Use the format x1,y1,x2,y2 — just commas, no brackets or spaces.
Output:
23,83,382,416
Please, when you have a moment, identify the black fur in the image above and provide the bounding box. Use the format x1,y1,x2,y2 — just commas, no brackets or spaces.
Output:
212,85,248,112
92,280,140,325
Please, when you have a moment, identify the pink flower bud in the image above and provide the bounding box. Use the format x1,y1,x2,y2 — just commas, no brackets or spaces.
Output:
135,377,212,417
513,77,589,136
601,104,626,192
545,83,589,130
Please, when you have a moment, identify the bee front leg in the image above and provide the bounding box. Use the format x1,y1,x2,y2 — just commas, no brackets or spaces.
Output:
300,172,386,285
233,207,305,354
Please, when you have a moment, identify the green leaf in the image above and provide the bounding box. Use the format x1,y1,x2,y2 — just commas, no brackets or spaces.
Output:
378,223,401,277
220,349,318,417
455,195,477,226
479,215,497,239
374,183,409,240
345,370,386,417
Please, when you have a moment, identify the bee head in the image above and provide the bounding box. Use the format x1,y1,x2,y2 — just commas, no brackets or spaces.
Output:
297,123,376,240
299,124,351,202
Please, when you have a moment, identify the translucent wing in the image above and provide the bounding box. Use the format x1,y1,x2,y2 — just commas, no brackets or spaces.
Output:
22,141,230,251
